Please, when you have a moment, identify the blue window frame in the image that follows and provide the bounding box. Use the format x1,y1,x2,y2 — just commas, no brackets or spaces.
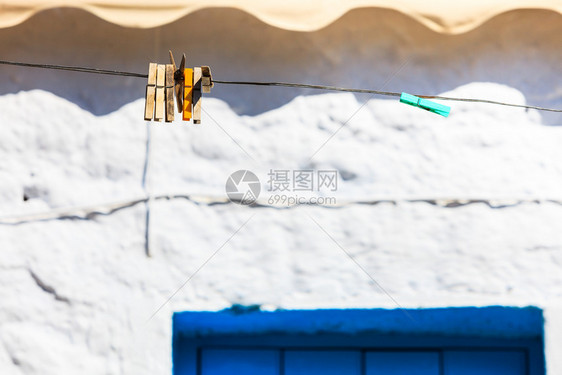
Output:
173,306,544,375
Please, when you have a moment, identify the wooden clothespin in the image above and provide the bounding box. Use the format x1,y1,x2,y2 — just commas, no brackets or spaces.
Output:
165,64,175,122
144,63,157,120
192,67,202,124
169,51,185,113
154,64,166,121
192,66,213,123
201,66,213,94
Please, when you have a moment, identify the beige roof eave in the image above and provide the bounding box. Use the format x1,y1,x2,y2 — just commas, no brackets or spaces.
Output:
0,0,561,34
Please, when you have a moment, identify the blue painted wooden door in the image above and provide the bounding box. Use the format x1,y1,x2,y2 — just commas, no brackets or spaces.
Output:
285,350,361,375
201,349,280,375
200,349,527,374
366,352,440,375
443,350,526,375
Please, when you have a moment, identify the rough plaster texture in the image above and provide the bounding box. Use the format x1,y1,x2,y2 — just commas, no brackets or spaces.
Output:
0,7,561,375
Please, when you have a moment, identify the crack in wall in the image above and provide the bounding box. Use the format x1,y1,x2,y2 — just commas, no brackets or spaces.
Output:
28,270,70,304
2,195,562,226
0,335,24,374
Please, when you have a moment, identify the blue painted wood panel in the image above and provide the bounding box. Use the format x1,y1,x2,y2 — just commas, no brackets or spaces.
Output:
174,308,543,375
366,351,440,375
201,349,280,375
284,350,361,375
444,350,526,375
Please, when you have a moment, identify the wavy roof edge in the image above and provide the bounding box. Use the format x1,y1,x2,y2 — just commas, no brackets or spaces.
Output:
0,2,561,34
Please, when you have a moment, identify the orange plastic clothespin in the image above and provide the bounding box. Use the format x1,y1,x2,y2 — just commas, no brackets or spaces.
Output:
183,68,193,121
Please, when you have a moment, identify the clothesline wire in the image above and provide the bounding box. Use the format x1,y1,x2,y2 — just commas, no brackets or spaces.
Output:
0,60,147,78
1,59,561,113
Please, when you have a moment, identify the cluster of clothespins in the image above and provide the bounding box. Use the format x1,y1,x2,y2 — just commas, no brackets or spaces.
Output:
144,51,213,124
142,50,451,121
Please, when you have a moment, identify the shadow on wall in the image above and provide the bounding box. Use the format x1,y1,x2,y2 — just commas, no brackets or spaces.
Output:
0,7,560,124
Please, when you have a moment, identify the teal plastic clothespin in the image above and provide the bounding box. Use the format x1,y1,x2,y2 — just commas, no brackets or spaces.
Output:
400,92,450,117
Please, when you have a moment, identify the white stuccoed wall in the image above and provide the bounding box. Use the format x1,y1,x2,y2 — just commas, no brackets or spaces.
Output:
0,7,561,375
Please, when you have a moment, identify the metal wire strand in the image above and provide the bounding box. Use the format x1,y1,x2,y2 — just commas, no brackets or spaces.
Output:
0,59,147,78
212,80,562,113
1,59,561,113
